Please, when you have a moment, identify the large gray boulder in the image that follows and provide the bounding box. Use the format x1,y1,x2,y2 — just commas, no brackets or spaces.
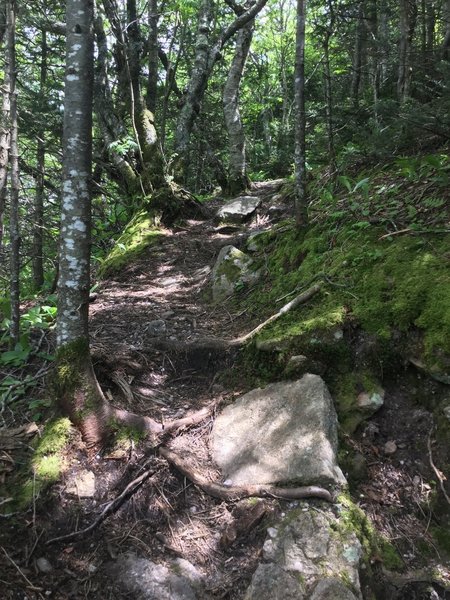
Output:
245,507,362,600
211,374,346,487
211,245,260,302
216,196,261,223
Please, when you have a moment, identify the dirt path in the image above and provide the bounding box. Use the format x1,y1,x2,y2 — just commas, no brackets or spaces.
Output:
1,180,448,599
1,181,288,600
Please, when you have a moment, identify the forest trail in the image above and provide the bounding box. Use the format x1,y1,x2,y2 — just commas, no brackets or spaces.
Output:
89,179,285,422
2,180,449,599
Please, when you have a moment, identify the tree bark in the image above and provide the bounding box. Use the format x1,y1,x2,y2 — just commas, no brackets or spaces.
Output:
294,0,308,227
57,0,94,349
351,3,366,109
443,0,450,59
174,0,268,179
7,0,20,347
398,0,418,102
146,0,159,114
0,9,11,254
322,0,336,178
223,19,253,195
32,26,47,292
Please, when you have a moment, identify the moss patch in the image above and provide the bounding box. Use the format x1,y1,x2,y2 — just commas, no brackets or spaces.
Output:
3,417,72,512
99,210,163,277
337,494,403,571
242,221,449,370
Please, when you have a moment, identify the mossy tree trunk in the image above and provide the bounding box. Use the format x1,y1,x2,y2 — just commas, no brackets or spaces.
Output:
57,1,165,445
97,0,204,224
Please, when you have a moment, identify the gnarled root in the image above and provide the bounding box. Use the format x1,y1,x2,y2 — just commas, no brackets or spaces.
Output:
160,446,334,502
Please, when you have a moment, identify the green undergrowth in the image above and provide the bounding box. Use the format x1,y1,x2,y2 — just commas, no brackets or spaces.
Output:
99,209,163,277
2,417,72,513
244,222,449,368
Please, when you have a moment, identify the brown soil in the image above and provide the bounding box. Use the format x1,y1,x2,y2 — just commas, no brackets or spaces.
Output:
1,180,449,599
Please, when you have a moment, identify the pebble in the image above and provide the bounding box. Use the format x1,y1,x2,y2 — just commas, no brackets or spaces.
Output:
36,557,53,574
384,440,397,455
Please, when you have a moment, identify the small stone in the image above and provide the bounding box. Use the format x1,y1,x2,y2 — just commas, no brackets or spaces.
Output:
36,557,53,574
66,469,96,497
384,441,397,455
267,527,278,538
145,319,167,337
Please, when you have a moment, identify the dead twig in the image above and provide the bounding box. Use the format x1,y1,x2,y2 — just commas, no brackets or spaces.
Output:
1,546,44,597
427,428,450,507
234,283,322,344
46,463,159,545
160,446,334,502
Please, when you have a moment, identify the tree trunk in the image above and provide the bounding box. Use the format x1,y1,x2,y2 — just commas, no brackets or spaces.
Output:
398,0,417,102
443,0,450,59
7,0,20,347
32,27,47,292
0,13,11,254
146,0,159,114
322,0,336,178
223,19,253,195
294,0,308,227
57,0,94,349
174,0,214,180
174,0,268,179
351,3,366,109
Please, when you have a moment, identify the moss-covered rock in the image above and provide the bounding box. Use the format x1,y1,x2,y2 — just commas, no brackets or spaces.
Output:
212,245,261,302
241,221,449,379
99,210,163,277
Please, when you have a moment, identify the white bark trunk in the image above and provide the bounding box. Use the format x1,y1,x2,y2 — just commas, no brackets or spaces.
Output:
57,0,94,347
223,20,253,195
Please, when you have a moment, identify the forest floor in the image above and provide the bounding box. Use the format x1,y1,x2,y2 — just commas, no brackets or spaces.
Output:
1,180,449,599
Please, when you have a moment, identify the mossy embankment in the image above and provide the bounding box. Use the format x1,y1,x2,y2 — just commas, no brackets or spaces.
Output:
239,155,450,382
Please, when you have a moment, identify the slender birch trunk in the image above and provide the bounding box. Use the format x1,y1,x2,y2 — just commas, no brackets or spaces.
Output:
32,27,48,291
7,0,20,347
294,0,308,227
223,19,253,195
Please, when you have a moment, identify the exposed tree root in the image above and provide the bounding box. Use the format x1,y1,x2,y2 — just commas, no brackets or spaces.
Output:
159,446,335,502
148,283,323,355
234,283,322,344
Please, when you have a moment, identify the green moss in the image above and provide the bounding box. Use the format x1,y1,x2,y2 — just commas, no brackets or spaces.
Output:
431,526,450,555
99,210,163,277
2,417,72,512
241,219,449,371
34,417,72,457
337,494,403,570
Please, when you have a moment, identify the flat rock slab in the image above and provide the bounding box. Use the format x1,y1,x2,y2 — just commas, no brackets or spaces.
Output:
216,196,261,223
211,374,346,487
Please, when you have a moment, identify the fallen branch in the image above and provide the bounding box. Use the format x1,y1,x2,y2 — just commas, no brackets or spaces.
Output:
46,462,158,545
427,428,450,507
234,283,322,344
160,446,334,502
